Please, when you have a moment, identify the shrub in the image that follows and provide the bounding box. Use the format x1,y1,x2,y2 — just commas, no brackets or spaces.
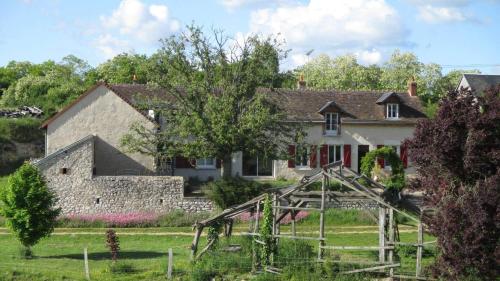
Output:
0,163,60,255
360,146,405,190
106,229,120,262
405,87,500,280
204,177,270,209
0,118,43,143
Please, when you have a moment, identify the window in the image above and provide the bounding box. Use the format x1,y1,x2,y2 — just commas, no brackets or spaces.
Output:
387,103,399,119
384,145,400,169
60,168,68,174
295,146,309,168
328,145,342,164
242,153,273,176
196,158,216,169
325,113,339,135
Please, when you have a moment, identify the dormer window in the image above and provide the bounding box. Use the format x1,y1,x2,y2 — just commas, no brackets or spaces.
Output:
325,113,339,135
386,103,399,119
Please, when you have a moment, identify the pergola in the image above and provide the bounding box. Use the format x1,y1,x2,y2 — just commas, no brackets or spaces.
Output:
191,161,433,280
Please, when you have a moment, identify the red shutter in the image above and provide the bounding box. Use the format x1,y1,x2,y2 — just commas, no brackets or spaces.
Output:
216,159,222,169
310,145,317,168
288,145,296,168
400,144,408,168
343,144,351,168
175,156,192,168
377,145,385,168
320,145,328,167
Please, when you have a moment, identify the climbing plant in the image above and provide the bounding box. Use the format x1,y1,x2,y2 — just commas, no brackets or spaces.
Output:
206,219,223,251
259,194,276,267
360,147,405,190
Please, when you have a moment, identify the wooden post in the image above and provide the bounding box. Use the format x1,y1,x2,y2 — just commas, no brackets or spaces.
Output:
167,248,173,279
378,206,386,264
254,201,260,233
84,247,90,280
191,226,203,260
272,194,277,236
291,211,296,237
318,173,326,260
388,208,395,277
416,222,423,277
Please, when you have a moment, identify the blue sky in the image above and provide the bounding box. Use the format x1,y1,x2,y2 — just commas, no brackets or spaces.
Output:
1,0,499,73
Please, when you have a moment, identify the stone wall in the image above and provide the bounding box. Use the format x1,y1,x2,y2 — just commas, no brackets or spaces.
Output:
35,136,213,215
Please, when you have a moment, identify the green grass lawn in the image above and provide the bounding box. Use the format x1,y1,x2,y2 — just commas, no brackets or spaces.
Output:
0,222,435,281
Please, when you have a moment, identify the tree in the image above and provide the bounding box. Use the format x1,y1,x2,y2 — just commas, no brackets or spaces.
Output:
121,26,299,177
405,86,499,280
96,53,152,84
0,163,60,256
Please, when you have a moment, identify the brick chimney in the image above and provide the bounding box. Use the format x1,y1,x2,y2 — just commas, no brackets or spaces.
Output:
408,77,417,97
297,74,306,90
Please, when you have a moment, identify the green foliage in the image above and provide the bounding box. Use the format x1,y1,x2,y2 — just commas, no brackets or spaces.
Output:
120,25,300,177
360,146,405,190
107,262,137,274
96,53,152,84
157,210,211,227
0,118,43,143
296,50,481,104
206,220,223,250
259,194,276,267
0,163,60,249
204,177,270,209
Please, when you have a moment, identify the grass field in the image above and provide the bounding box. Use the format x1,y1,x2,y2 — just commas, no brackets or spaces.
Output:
0,218,435,281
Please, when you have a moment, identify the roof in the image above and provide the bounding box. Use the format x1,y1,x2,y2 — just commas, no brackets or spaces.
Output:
375,92,401,104
42,83,426,129
260,88,426,123
33,135,95,168
460,74,500,94
41,83,169,129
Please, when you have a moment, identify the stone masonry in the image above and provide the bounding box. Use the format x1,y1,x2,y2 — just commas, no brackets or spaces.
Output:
35,136,213,215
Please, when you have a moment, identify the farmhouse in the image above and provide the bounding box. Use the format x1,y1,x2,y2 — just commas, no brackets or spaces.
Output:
457,73,500,94
35,81,426,214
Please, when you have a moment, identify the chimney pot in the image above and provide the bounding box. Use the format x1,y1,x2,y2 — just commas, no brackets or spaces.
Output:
408,78,417,97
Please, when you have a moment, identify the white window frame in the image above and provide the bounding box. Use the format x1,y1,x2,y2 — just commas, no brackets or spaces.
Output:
295,146,310,170
328,144,343,164
196,158,216,169
386,103,399,119
325,113,339,136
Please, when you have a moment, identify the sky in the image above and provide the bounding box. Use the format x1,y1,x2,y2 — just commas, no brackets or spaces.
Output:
1,0,499,73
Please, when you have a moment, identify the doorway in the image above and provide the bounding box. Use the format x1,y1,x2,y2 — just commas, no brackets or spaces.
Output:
357,145,370,172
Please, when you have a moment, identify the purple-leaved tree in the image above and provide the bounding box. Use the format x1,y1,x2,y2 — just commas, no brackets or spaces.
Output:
405,86,499,280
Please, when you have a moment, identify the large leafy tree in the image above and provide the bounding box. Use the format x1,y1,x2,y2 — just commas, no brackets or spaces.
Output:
95,53,152,84
405,87,499,280
121,26,299,177
0,163,61,256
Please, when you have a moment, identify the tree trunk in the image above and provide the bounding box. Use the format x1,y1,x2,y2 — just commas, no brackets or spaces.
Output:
222,154,232,178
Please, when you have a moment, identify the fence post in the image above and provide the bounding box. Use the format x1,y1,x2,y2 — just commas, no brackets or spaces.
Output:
84,247,90,280
416,222,423,277
388,208,395,277
378,206,386,264
167,248,173,279
318,173,326,260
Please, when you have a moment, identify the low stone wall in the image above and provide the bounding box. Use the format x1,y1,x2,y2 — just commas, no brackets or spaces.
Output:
36,136,214,215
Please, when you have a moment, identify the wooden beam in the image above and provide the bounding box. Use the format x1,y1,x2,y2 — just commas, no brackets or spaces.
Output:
274,206,321,211
341,263,400,275
320,246,394,250
190,226,204,260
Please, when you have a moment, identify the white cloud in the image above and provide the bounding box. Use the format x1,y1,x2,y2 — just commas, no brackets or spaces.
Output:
417,5,469,23
249,0,407,49
356,49,382,65
248,0,407,69
95,34,130,59
95,0,180,58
